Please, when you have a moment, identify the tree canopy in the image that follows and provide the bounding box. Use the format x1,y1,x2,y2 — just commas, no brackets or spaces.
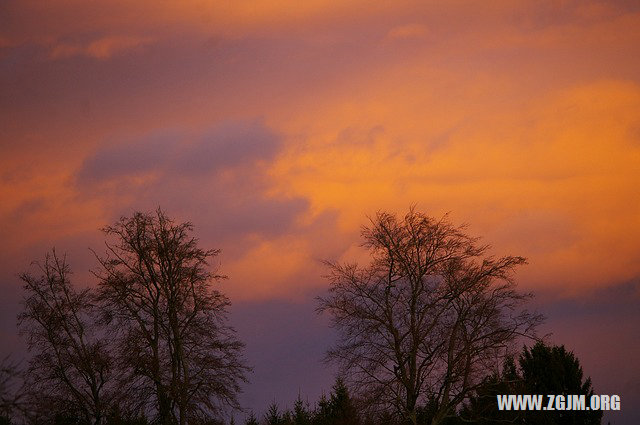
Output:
318,208,543,425
15,209,249,425
94,209,250,424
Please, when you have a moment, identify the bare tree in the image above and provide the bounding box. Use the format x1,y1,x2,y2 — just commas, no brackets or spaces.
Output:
0,356,23,421
18,251,112,424
317,209,543,425
94,209,249,425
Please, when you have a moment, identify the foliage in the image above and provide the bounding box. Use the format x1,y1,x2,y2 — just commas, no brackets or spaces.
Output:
461,342,602,425
292,395,312,425
264,402,284,425
324,379,359,425
519,342,602,425
244,412,259,425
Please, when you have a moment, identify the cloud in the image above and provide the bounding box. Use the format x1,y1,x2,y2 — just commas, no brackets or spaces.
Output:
73,119,317,265
386,23,428,40
76,130,180,183
1,3,640,421
76,119,280,185
71,119,349,303
8,197,47,221
0,37,14,49
271,77,640,295
1,0,399,44
49,35,152,60
172,120,280,175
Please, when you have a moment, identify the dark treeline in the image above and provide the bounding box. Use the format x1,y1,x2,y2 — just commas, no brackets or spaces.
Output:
235,342,601,425
238,378,359,425
0,343,603,425
0,208,603,425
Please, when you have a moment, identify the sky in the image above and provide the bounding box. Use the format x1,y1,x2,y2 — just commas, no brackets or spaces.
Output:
1,0,639,422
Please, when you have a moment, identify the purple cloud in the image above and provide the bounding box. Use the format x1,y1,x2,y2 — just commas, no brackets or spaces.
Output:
76,119,280,184
73,119,311,253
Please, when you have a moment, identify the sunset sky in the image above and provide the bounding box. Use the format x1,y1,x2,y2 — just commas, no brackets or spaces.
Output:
1,0,639,422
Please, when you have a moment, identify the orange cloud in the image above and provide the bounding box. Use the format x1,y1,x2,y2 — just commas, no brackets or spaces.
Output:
386,23,429,40
2,3,640,419
224,237,312,301
2,0,640,302
268,76,640,295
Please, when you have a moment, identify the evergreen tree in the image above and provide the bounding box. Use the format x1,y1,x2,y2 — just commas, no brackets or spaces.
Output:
520,342,602,425
328,379,359,425
265,402,284,425
461,343,602,425
459,356,523,424
313,394,332,425
244,412,259,425
293,395,312,425
312,379,360,425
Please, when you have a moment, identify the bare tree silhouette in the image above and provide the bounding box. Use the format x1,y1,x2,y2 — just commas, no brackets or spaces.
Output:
18,251,113,424
0,356,24,422
318,208,543,425
94,209,249,425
